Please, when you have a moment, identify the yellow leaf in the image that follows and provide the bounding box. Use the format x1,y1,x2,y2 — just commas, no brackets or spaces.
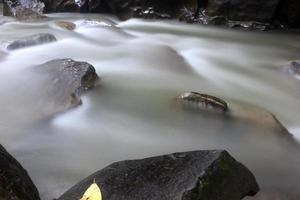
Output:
80,179,102,200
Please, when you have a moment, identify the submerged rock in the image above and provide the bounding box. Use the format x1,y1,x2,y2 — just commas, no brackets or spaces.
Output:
59,150,259,200
177,92,292,138
285,61,300,78
5,33,56,50
177,92,228,113
228,103,292,137
34,58,99,106
0,144,40,200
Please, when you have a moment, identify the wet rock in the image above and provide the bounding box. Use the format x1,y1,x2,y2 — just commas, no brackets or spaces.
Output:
204,0,280,23
3,0,46,20
78,0,111,13
177,92,292,138
285,61,300,77
229,103,292,137
12,6,47,20
177,92,228,113
0,144,40,200
5,33,56,50
59,150,259,200
54,21,76,30
106,0,198,21
34,58,99,106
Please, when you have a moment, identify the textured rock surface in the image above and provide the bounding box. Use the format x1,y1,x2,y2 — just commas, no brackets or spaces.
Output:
79,0,111,13
177,92,228,112
34,58,99,106
0,145,40,200
3,0,46,20
286,61,300,77
5,33,56,50
59,150,259,200
41,0,79,13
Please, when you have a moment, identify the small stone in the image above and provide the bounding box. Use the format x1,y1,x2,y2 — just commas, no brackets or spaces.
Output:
177,92,228,112
55,21,76,30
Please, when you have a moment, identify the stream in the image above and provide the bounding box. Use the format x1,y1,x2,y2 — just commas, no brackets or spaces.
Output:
1,5,300,200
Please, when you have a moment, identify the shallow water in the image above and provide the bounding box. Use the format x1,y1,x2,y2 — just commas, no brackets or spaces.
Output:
1,8,300,200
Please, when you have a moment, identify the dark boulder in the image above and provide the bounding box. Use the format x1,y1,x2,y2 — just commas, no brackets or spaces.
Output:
0,144,40,200
5,33,56,50
41,0,79,13
105,0,198,21
34,58,99,106
79,0,111,13
204,0,281,23
59,150,259,200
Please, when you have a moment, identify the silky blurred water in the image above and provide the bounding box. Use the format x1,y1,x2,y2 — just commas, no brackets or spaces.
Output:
0,8,300,200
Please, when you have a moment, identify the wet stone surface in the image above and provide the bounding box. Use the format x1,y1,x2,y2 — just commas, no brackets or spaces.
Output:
0,145,40,200
59,150,259,200
177,92,228,113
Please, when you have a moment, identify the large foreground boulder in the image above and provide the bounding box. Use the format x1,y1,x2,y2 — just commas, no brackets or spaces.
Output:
0,145,40,200
59,150,259,200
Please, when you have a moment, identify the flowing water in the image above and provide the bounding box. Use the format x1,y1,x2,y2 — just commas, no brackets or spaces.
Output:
1,5,300,200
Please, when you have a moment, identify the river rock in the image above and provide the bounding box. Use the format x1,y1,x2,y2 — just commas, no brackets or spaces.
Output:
177,92,228,113
59,150,259,200
54,21,76,30
177,92,292,138
285,61,300,77
34,58,99,106
5,33,56,50
79,0,111,13
3,0,46,20
106,0,198,21
0,144,40,200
